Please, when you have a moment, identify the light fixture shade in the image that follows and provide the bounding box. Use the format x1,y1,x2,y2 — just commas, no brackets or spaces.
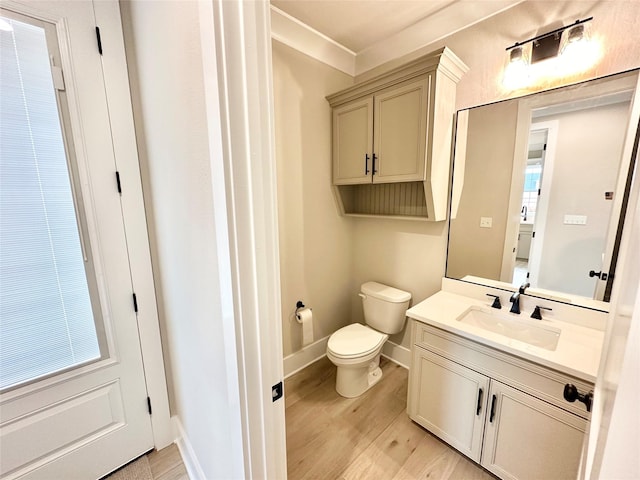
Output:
560,22,598,73
503,45,530,90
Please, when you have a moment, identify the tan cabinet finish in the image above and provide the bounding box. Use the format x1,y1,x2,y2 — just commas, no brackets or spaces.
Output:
374,78,429,183
408,320,590,480
327,47,467,220
332,98,373,185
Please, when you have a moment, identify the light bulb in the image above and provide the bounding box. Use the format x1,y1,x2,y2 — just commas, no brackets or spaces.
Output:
503,46,530,90
559,23,600,74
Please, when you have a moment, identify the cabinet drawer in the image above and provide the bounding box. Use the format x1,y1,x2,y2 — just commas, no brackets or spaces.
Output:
412,321,593,419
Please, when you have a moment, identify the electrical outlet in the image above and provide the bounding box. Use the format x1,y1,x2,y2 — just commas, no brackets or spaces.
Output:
480,217,493,228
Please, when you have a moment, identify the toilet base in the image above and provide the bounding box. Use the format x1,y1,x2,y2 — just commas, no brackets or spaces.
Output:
335,355,383,398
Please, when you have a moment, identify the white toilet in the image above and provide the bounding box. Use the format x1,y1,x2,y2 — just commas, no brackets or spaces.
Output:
327,281,411,398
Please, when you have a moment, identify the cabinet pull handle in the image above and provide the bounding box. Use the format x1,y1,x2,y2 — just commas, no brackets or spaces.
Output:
364,154,370,175
476,388,483,415
372,153,378,175
489,394,497,423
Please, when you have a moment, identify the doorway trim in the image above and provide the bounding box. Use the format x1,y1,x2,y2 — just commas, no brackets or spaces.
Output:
201,1,288,478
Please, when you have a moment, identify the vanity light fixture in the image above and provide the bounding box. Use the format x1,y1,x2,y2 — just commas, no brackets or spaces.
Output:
503,17,595,89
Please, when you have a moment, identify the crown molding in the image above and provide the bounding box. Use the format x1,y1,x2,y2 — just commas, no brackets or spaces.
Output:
270,1,524,78
270,5,356,76
355,0,524,75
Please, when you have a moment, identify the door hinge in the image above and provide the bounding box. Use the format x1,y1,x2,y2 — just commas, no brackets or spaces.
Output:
543,143,547,151
147,396,152,415
95,26,103,55
532,231,536,238
115,171,122,194
133,293,139,313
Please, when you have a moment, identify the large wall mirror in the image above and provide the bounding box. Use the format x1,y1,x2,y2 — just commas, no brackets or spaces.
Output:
447,69,640,309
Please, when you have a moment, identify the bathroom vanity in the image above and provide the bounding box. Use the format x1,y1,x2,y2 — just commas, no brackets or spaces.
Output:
406,280,604,480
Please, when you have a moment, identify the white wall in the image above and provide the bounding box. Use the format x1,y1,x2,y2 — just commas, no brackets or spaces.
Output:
536,102,630,297
272,41,354,356
120,2,244,478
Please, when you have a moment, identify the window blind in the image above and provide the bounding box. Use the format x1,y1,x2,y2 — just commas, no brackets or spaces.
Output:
0,16,100,389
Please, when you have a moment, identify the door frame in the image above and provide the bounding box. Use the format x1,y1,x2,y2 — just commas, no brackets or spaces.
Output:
526,120,559,289
201,1,287,478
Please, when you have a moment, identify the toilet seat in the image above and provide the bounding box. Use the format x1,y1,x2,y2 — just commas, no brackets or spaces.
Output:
327,323,386,359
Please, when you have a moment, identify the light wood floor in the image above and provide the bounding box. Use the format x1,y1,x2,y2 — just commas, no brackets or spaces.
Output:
147,444,188,480
285,356,497,480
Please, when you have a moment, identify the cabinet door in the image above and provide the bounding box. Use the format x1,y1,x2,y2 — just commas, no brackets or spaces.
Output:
482,381,587,480
373,78,429,183
332,97,373,184
408,347,489,462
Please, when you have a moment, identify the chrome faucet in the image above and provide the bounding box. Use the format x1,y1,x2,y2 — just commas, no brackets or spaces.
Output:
509,282,530,314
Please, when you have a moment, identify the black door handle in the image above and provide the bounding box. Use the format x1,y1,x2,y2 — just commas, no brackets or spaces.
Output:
364,153,370,175
476,388,483,415
563,384,594,412
589,270,608,281
372,153,377,175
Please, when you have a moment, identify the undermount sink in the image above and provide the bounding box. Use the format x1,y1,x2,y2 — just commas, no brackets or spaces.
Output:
456,307,561,351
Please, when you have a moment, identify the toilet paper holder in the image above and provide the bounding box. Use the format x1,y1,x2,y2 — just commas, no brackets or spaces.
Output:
295,301,305,320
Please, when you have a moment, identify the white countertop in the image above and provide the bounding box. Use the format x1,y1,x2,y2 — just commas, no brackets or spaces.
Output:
407,291,604,383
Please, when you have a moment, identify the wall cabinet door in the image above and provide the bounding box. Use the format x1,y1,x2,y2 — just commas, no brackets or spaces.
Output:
332,78,429,185
409,347,489,462
332,97,373,184
482,381,587,480
373,78,429,183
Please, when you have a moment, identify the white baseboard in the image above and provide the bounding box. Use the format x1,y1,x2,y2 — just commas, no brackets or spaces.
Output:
171,416,205,480
382,340,411,369
283,335,330,378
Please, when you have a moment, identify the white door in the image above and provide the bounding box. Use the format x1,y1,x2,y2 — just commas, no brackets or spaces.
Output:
0,2,153,479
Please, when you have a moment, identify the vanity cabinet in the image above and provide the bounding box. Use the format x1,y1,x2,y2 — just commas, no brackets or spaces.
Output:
408,321,591,480
332,78,429,185
327,47,468,221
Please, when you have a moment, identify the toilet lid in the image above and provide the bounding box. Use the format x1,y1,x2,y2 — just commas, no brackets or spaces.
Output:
328,323,386,358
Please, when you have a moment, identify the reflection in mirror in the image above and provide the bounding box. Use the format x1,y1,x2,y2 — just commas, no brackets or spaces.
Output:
447,70,640,306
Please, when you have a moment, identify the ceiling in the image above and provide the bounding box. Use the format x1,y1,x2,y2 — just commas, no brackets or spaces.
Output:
271,0,524,55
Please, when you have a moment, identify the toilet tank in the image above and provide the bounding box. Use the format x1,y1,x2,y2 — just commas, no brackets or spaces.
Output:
361,282,411,334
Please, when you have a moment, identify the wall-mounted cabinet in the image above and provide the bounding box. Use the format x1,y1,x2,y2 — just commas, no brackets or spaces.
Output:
408,321,590,480
327,47,468,221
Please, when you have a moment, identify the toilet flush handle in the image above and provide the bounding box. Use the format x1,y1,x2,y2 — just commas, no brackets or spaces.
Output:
358,293,367,299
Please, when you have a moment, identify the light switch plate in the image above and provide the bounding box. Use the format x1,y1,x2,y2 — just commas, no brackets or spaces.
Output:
480,217,493,228
564,214,587,225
